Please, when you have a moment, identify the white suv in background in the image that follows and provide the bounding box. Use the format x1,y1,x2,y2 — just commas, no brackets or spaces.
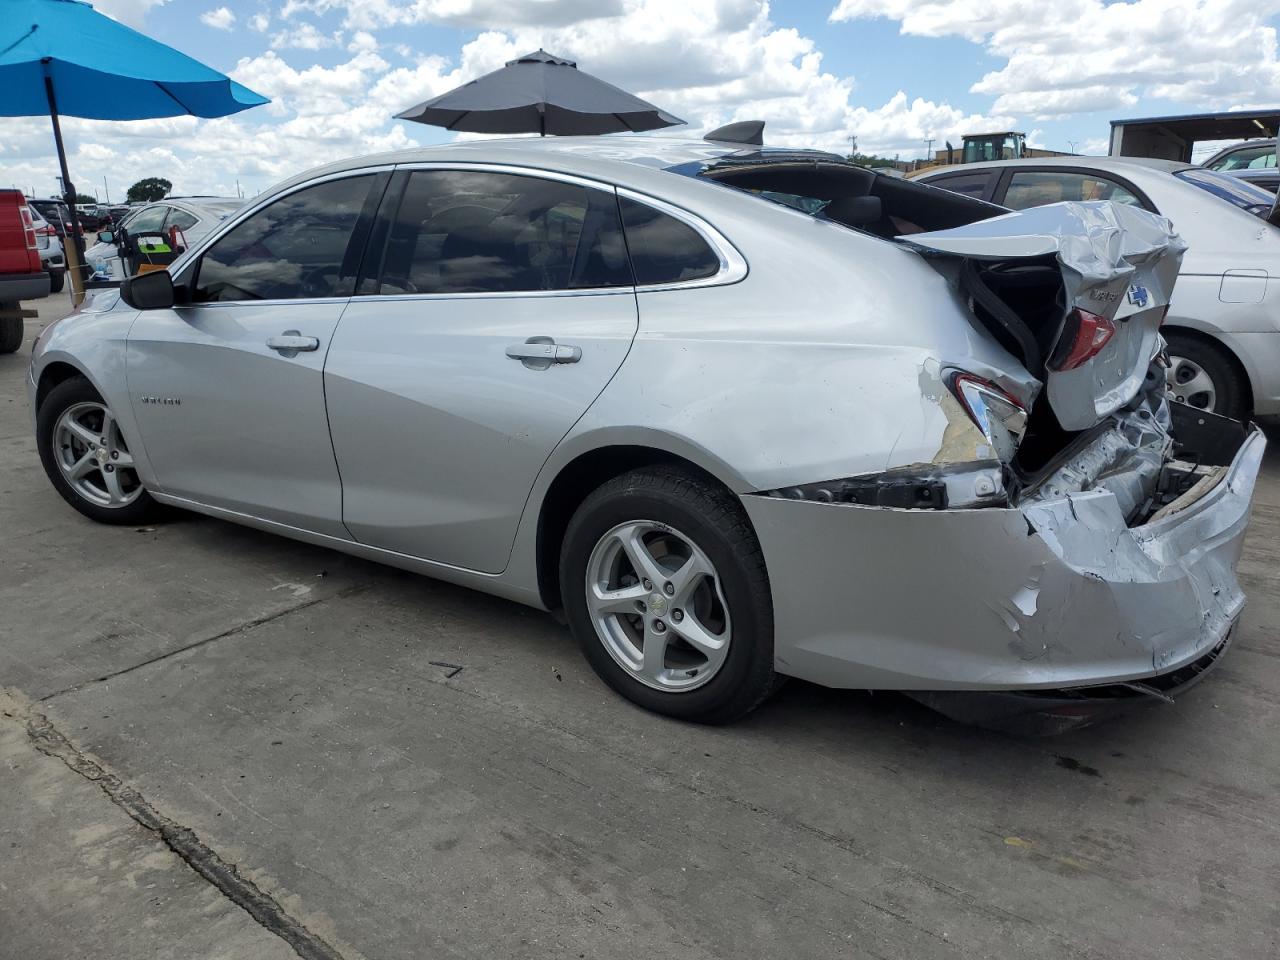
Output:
28,205,66,294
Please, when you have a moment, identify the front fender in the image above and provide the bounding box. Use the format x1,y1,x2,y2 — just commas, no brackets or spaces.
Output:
30,304,160,490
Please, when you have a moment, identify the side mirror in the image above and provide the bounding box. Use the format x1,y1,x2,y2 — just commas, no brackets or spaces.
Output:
120,269,175,310
97,230,114,243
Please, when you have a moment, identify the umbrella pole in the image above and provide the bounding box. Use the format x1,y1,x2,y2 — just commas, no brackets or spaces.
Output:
43,67,87,305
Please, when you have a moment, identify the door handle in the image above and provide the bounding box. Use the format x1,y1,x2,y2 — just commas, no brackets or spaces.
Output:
267,331,320,356
506,338,581,367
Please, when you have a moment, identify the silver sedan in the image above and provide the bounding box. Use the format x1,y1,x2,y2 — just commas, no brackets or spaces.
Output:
29,137,1265,730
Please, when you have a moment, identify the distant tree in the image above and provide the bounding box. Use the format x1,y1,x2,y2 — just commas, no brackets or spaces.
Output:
846,152,897,169
74,192,98,204
126,177,172,203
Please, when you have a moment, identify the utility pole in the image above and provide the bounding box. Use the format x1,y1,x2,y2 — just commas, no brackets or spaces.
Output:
923,136,935,162
849,133,857,158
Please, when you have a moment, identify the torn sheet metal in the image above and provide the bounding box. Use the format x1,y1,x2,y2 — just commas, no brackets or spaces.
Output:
1019,387,1172,521
900,201,1188,431
742,423,1264,693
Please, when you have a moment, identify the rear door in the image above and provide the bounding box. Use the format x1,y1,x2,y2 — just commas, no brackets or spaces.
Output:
324,166,638,573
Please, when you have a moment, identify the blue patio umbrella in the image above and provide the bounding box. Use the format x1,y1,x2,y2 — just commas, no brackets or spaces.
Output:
0,0,268,291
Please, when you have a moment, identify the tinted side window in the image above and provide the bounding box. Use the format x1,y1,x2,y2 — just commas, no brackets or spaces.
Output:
925,172,992,199
375,170,631,295
195,175,374,303
1174,168,1275,211
618,197,720,286
1003,171,1141,210
1210,145,1277,171
126,205,168,235
166,209,199,231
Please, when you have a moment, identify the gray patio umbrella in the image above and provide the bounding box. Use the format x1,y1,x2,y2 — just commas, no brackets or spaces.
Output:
395,49,684,136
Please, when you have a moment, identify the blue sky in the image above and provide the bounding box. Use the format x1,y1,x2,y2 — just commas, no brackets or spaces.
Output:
5,0,1280,198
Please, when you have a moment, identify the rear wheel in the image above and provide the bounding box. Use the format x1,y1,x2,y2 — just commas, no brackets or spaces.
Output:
1163,331,1246,420
36,376,159,525
48,269,65,294
0,311,21,354
560,466,777,724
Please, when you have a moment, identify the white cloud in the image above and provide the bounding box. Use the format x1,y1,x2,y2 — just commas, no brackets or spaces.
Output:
199,6,237,30
281,0,624,29
359,0,1010,156
249,11,271,31
92,0,169,27
1,0,1014,201
830,0,1280,119
348,30,379,53
271,22,343,49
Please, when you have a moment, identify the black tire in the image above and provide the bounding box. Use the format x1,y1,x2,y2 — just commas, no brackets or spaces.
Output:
48,269,65,294
1163,330,1248,420
560,465,777,724
0,313,21,354
36,375,160,525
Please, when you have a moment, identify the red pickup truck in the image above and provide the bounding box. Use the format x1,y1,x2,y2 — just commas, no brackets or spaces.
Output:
1,189,51,354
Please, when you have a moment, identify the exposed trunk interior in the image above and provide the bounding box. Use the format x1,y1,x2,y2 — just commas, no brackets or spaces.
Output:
694,154,1005,239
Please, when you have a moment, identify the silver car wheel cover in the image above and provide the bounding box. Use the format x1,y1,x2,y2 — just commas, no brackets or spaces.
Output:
1165,354,1217,411
53,401,143,508
585,520,732,692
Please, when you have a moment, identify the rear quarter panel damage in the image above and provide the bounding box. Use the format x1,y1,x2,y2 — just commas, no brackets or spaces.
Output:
742,427,1264,691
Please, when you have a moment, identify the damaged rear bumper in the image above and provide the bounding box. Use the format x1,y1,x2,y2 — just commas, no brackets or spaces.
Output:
742,423,1264,696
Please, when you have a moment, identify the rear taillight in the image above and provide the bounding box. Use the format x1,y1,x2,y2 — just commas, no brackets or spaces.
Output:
951,372,1028,462
1051,307,1115,370
19,206,37,250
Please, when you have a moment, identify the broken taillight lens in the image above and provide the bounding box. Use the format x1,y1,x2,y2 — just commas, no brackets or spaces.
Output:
951,372,1028,463
1052,308,1115,370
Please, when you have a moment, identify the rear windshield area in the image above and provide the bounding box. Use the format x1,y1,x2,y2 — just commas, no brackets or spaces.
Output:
1173,168,1275,216
668,151,1006,240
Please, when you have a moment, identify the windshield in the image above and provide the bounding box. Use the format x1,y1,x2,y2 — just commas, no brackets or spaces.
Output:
1174,168,1275,216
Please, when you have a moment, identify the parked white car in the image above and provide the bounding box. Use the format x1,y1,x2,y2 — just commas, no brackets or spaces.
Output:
918,157,1280,420
28,205,66,293
85,197,244,279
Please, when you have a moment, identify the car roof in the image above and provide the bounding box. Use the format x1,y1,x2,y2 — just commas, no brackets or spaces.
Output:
153,197,244,214
253,135,835,209
1209,138,1276,152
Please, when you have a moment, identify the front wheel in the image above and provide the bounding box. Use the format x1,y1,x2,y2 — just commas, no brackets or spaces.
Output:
1163,331,1247,420
36,375,160,525
560,466,778,724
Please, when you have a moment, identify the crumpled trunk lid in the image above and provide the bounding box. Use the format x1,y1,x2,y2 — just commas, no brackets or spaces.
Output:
900,201,1187,432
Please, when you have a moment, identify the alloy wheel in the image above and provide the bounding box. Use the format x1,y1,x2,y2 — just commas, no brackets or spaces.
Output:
53,401,144,508
584,520,732,692
1165,354,1217,411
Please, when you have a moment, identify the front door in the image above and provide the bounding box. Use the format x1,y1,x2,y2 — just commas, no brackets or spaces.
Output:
324,167,638,573
127,173,384,537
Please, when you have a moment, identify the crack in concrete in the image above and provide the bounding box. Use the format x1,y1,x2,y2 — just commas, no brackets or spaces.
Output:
25,707,348,960
38,584,370,703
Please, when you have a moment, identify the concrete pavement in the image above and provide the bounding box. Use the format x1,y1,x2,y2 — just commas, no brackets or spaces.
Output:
3,296,1279,959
